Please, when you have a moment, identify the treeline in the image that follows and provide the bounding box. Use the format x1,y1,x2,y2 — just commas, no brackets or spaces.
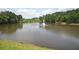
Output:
0,11,22,24
39,8,79,24
23,18,39,23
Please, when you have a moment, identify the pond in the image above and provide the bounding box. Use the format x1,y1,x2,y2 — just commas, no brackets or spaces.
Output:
0,23,79,50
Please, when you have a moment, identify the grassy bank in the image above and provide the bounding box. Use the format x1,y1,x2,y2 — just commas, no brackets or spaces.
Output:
0,40,49,50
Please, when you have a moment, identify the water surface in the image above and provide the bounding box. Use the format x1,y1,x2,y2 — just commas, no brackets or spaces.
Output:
0,23,79,50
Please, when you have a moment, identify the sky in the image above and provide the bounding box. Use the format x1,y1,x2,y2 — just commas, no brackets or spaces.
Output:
0,8,76,19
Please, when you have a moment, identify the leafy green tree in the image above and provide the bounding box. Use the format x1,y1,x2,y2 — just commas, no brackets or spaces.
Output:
39,8,79,24
0,11,22,24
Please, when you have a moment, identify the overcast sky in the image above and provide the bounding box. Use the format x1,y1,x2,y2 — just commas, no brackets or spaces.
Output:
0,8,76,19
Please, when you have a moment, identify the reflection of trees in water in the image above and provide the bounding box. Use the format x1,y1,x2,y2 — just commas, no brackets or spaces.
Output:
0,23,23,34
39,23,45,28
44,24,79,38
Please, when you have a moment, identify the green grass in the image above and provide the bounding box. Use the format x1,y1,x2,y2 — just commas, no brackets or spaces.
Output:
0,40,49,50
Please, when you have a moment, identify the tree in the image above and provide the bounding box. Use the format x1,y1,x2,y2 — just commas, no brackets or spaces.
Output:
0,11,22,24
39,8,79,24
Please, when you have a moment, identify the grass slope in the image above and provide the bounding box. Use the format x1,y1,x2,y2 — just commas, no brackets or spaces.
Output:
0,40,49,50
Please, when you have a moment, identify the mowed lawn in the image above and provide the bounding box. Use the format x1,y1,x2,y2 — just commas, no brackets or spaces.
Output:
0,40,49,50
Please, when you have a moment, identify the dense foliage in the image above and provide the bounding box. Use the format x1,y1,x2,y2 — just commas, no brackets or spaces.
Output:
39,8,79,24
0,11,22,24
22,18,39,23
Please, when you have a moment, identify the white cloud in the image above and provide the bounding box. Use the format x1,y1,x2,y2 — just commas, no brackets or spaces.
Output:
41,9,54,15
15,9,41,18
57,8,74,11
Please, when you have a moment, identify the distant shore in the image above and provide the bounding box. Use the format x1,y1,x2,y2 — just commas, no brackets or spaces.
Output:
54,22,79,25
68,23,79,25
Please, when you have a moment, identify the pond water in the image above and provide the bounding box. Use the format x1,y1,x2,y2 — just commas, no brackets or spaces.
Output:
0,23,79,50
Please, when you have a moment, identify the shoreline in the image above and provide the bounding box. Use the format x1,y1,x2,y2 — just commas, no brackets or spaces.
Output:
47,23,79,26
68,24,79,25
